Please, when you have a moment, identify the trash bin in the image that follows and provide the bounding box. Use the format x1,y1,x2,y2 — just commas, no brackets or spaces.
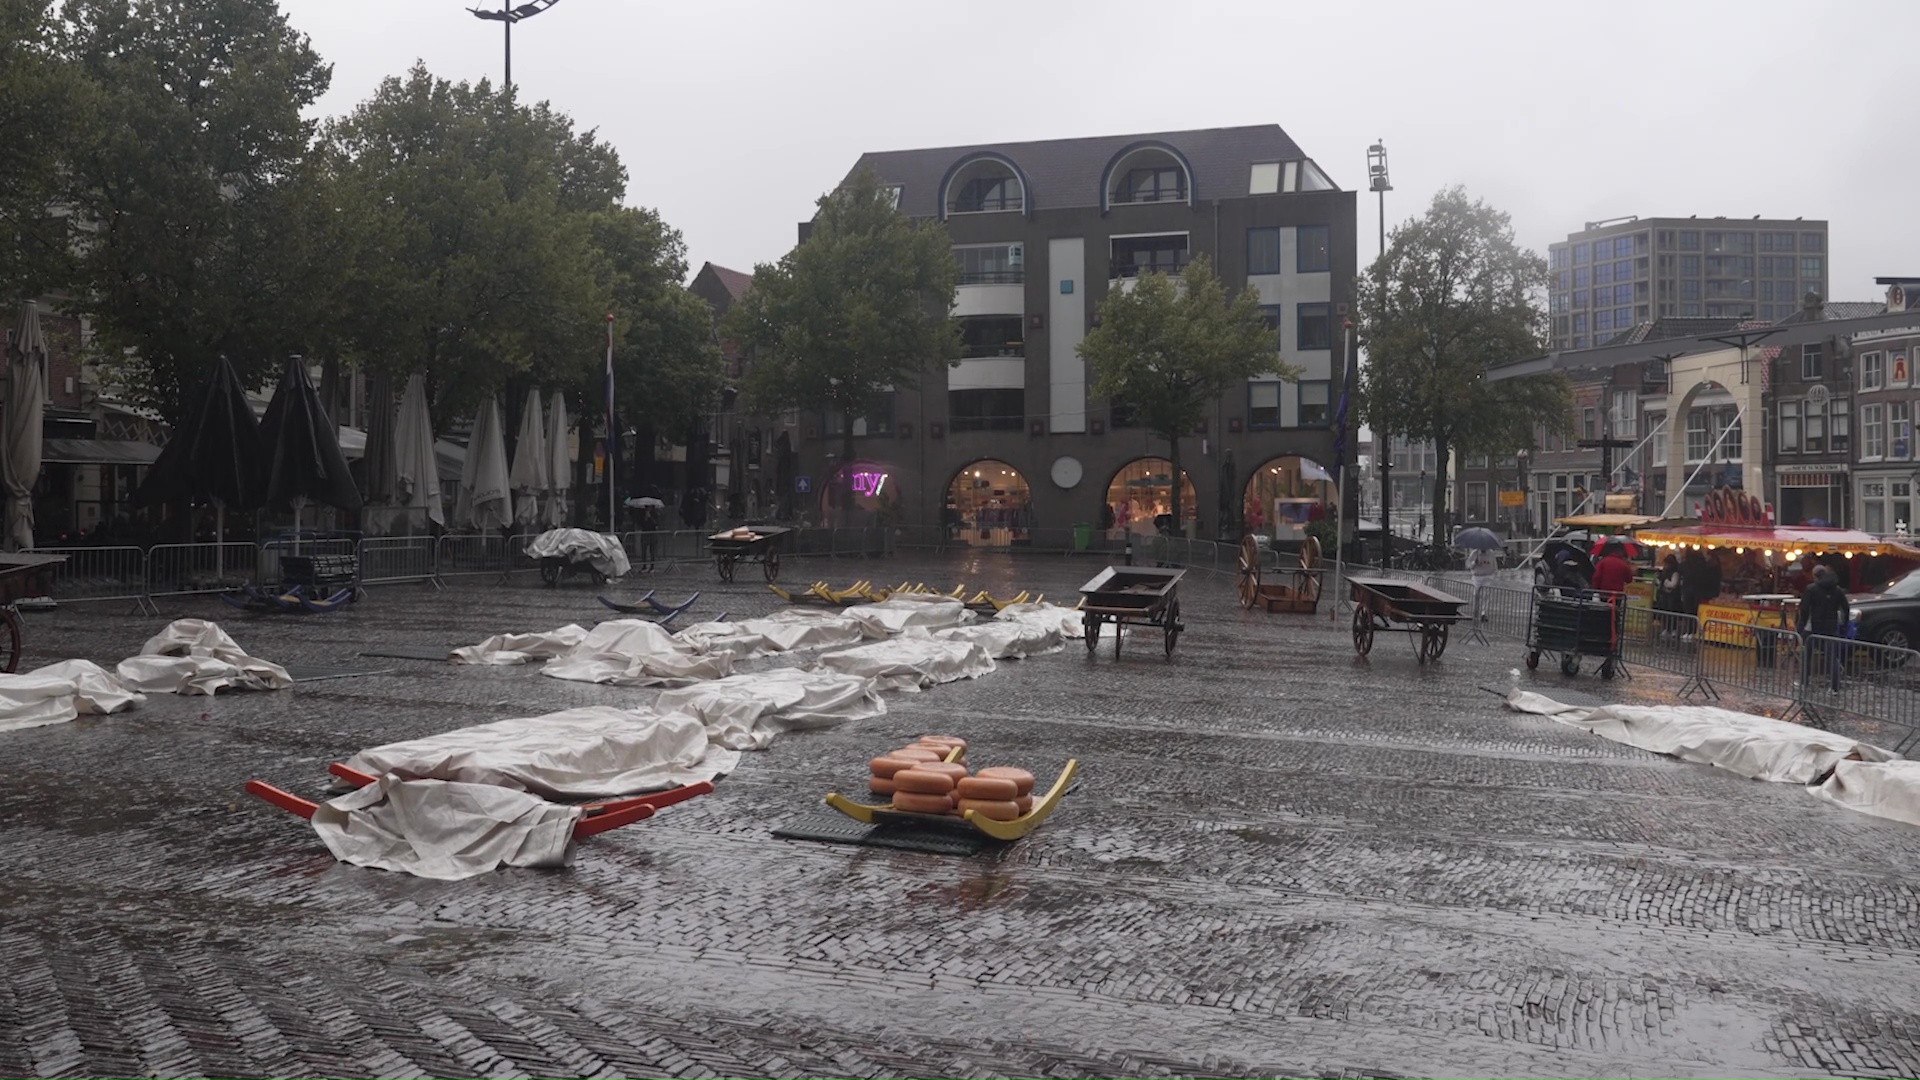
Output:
1072,523,1091,551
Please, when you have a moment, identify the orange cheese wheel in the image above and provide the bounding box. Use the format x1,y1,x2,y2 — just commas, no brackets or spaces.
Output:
893,768,956,795
889,747,941,763
869,775,896,796
869,756,919,778
912,740,965,759
915,761,969,784
954,775,1019,801
917,735,967,750
1015,794,1033,815
890,790,954,815
977,767,1034,796
957,798,1021,821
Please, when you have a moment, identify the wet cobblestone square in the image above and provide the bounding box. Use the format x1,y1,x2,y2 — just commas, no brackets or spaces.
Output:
3,552,1918,1078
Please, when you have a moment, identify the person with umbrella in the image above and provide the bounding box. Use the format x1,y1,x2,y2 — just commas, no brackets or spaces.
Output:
1592,538,1635,596
1454,526,1503,623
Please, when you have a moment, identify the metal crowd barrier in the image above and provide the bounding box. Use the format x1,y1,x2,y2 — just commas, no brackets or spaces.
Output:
1795,634,1920,753
144,542,260,599
23,545,156,612
356,535,439,588
433,533,513,580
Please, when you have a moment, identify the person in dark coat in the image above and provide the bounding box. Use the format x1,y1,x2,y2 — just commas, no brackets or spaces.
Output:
1654,553,1684,639
1797,564,1849,692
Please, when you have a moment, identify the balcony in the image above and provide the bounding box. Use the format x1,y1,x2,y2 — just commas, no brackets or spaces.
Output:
1110,255,1191,279
947,193,1024,215
957,268,1024,285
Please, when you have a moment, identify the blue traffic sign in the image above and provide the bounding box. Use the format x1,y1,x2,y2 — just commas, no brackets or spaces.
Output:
794,475,811,494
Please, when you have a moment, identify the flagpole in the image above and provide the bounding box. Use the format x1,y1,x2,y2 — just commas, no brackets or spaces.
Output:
605,312,615,533
1331,319,1351,618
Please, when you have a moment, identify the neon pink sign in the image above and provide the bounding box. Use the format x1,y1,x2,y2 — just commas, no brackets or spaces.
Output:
850,470,888,498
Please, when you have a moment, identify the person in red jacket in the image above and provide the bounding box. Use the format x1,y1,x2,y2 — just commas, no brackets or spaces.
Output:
1590,539,1636,595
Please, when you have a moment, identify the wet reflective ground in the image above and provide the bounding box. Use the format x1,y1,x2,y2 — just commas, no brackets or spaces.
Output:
4,552,1919,1078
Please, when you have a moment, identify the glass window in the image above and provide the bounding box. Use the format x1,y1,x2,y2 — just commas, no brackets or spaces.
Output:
1595,310,1612,332
1111,234,1190,277
1557,270,1571,290
1296,225,1331,273
1595,261,1613,285
1573,313,1587,334
1613,259,1632,281
1778,401,1800,454
1680,255,1700,277
1718,408,1743,462
1807,399,1826,453
947,388,1024,432
1801,343,1822,380
1246,227,1282,275
1573,290,1589,307
1862,351,1885,391
953,175,1021,213
1686,410,1711,463
1833,400,1850,454
1896,402,1913,459
1863,404,1885,459
953,244,1025,285
1657,230,1674,249
1298,381,1331,427
1648,411,1667,467
1679,231,1700,250
1248,162,1280,195
1800,233,1823,253
1466,481,1488,522
1118,167,1186,203
1680,280,1701,300
957,315,1026,358
1248,381,1281,429
1867,500,1887,536
1575,267,1591,287
1705,232,1724,252
1614,284,1632,304
1574,244,1590,265
1611,390,1637,438
1803,256,1824,279
1583,407,1598,440
1296,303,1332,350
1615,307,1632,327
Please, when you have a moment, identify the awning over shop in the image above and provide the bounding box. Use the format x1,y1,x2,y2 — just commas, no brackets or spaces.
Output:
40,438,161,466
1555,513,1663,530
1636,525,1920,560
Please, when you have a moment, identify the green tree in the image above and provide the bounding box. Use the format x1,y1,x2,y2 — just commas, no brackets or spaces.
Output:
0,0,92,301
723,167,960,523
323,65,613,425
1357,186,1571,544
1079,256,1287,534
61,0,334,422
593,205,722,455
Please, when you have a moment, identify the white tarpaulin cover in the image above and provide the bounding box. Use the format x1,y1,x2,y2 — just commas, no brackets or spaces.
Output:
115,620,292,695
0,661,147,732
653,668,887,750
311,773,583,880
343,705,739,797
542,619,731,686
995,601,1088,639
815,637,995,692
1809,759,1920,828
675,608,868,657
932,619,1064,661
846,594,974,638
525,528,630,579
1505,689,1896,783
451,623,590,665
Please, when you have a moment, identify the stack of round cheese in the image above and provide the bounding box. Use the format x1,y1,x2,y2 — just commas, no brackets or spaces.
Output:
866,739,1035,822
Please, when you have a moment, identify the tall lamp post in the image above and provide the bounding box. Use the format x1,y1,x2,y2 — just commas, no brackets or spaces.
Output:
467,0,562,92
1367,139,1392,563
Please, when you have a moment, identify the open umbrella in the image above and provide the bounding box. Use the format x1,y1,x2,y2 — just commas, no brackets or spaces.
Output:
453,396,510,532
1453,526,1503,551
3,302,49,550
1591,536,1644,559
544,389,570,527
133,355,265,577
260,356,362,552
508,386,549,527
393,374,444,532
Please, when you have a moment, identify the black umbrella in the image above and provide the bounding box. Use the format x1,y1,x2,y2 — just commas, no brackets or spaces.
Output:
260,356,362,547
134,356,265,575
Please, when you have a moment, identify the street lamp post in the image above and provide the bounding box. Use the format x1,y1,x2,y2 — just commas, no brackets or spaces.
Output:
1367,139,1392,563
467,0,562,92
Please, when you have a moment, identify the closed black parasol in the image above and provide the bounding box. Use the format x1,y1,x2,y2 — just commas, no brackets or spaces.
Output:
134,355,265,513
260,355,362,516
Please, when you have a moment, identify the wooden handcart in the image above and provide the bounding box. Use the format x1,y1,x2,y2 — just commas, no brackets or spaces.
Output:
1078,565,1185,658
1348,575,1467,664
707,526,789,583
1236,534,1325,614
0,554,65,673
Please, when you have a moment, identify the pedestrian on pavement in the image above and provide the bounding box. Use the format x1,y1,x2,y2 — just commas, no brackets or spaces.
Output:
1467,544,1499,623
1591,539,1635,596
1797,564,1849,693
1655,553,1684,639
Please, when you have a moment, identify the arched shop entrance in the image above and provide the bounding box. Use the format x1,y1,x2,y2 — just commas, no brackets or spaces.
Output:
1104,458,1197,538
946,460,1032,547
1242,455,1334,542
821,460,901,525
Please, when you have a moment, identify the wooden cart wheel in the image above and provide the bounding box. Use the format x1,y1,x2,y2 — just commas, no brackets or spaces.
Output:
1420,622,1449,662
0,608,19,674
1351,604,1374,656
717,554,735,583
763,548,780,582
1237,535,1260,609
1163,599,1181,658
1084,613,1100,652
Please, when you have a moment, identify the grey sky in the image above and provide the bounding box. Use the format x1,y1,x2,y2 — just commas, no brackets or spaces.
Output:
283,0,1919,302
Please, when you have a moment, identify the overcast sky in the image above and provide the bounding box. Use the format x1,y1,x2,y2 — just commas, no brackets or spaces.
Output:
281,0,1919,301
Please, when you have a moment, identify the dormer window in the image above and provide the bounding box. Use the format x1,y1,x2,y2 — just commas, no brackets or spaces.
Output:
943,158,1024,215
1117,167,1185,204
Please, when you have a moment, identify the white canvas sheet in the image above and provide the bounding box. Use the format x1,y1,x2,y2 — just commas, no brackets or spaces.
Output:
675,607,867,657
1505,690,1896,783
814,637,995,692
451,623,590,665
343,705,738,797
930,620,1064,660
653,668,887,750
995,601,1088,639
542,620,732,686
115,620,291,695
1808,759,1920,828
0,673,81,732
846,595,974,638
311,773,583,880
525,528,630,579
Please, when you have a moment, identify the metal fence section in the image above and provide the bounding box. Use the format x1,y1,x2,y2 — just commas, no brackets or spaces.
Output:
357,536,439,588
1793,634,1920,752
145,542,260,598
23,545,155,612
1691,619,1805,706
434,534,515,580
1619,608,1703,680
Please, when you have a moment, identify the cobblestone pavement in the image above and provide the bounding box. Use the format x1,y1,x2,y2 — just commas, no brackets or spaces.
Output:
4,551,1919,1078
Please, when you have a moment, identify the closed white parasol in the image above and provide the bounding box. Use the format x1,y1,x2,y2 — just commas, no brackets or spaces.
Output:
508,386,549,526
393,374,444,531
3,303,48,550
545,389,570,527
454,396,511,532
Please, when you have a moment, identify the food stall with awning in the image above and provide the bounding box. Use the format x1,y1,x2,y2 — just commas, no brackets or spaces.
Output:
1636,524,1920,643
1554,513,1663,535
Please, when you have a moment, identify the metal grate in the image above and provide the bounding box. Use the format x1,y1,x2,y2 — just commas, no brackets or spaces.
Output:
772,812,995,856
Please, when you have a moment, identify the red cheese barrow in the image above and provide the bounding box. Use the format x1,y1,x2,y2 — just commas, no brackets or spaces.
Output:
243,769,714,839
